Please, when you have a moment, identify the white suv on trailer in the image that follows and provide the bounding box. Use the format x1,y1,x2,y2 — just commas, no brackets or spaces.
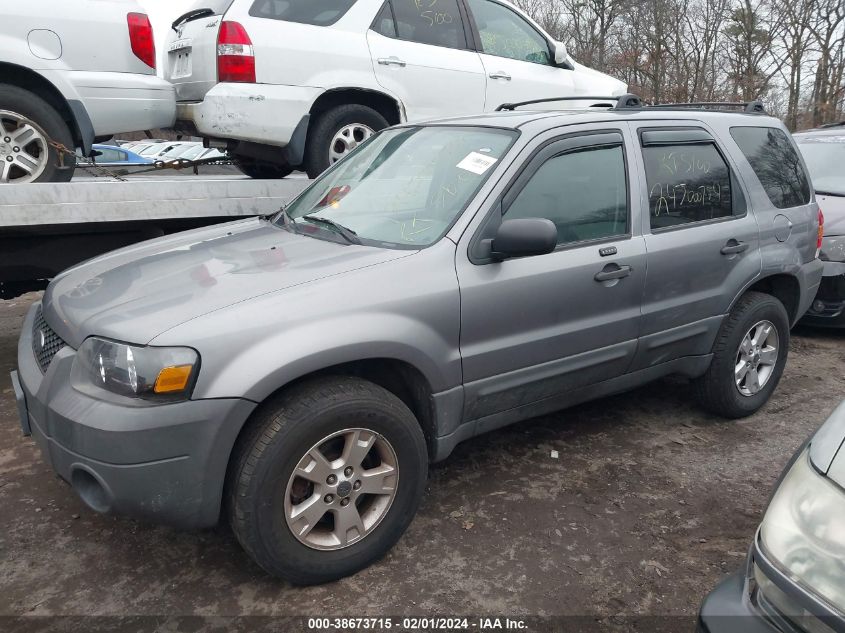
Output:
1,1,176,183
167,0,625,179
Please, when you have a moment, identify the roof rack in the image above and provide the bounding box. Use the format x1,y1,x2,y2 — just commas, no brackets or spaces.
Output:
496,94,643,111
496,94,766,114
649,101,765,113
820,120,845,128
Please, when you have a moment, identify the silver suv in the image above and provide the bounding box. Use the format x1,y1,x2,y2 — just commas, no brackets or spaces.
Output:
11,97,824,584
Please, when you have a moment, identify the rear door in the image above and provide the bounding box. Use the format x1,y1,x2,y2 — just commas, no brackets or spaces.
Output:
463,0,574,110
367,0,486,121
630,123,762,370
165,0,235,101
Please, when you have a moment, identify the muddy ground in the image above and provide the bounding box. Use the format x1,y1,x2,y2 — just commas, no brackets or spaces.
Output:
1,292,843,630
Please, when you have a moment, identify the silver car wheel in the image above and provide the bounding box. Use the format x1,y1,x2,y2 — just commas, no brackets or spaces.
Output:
0,110,50,184
284,427,398,551
735,319,779,396
329,123,374,164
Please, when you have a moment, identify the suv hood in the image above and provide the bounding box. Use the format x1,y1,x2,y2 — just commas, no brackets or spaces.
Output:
809,400,845,488
43,218,413,348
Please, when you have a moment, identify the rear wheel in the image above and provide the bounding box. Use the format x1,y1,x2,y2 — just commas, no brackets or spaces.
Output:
0,84,75,183
303,104,388,179
693,291,789,418
227,376,428,584
233,156,293,179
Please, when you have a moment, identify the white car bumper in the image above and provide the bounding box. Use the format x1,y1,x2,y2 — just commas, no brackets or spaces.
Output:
54,70,176,135
176,82,323,147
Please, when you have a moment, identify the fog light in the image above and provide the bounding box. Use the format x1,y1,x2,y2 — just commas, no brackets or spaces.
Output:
813,300,825,313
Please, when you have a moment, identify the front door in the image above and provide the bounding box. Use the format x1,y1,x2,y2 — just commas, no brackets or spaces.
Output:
367,0,486,121
456,128,645,424
463,0,574,110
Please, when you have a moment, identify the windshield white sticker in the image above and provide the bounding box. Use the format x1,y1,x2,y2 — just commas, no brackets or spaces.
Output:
456,152,498,175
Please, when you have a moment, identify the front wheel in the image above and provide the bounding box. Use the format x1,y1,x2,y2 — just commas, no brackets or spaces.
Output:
303,105,388,179
227,376,428,584
693,291,789,418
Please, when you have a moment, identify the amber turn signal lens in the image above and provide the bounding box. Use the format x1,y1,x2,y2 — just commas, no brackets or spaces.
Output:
153,365,194,393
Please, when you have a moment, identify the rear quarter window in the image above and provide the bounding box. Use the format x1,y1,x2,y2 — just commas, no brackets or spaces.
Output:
249,0,357,26
730,126,811,209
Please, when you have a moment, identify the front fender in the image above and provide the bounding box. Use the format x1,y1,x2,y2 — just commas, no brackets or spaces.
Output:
197,311,460,402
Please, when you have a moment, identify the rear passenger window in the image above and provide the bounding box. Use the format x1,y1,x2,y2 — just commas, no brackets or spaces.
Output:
249,0,357,26
730,126,811,209
505,144,628,246
642,141,733,230
390,0,468,49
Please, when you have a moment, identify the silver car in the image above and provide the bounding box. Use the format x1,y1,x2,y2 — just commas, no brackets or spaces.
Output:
699,401,845,632
11,98,824,584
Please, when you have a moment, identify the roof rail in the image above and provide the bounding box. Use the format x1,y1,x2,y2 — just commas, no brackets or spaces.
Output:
820,120,845,128
496,93,642,112
496,94,766,114
649,100,766,113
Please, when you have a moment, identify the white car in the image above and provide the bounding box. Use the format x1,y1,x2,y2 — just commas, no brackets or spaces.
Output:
1,1,177,183
167,0,625,179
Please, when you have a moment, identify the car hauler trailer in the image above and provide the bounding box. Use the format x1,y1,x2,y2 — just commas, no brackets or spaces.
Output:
0,178,310,299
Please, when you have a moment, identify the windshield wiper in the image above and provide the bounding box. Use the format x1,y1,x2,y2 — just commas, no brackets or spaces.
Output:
301,215,361,244
815,190,845,197
171,8,215,32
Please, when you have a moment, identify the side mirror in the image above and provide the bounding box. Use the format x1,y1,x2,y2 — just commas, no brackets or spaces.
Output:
552,41,570,66
489,218,557,261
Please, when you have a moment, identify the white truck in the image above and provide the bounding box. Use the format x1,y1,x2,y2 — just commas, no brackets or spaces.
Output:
1,0,176,183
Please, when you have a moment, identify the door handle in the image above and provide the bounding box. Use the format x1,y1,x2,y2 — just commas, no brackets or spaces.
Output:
377,57,406,67
720,240,749,255
594,263,632,282
489,71,512,80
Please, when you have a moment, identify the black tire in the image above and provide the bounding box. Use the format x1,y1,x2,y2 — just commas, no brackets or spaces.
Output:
693,291,790,418
233,157,293,179
227,376,428,585
0,84,75,183
303,104,388,179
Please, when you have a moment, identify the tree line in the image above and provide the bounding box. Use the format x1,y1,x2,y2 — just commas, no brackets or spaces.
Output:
514,0,845,130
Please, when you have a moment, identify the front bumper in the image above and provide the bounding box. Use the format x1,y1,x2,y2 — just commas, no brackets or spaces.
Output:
698,572,780,633
699,536,843,633
14,303,255,528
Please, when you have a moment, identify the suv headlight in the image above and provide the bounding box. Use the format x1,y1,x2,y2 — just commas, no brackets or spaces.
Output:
760,449,845,612
71,337,199,402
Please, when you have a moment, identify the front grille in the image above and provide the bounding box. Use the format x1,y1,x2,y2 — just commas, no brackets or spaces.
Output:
31,306,67,373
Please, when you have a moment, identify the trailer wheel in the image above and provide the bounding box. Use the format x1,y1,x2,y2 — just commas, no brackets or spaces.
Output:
0,84,75,184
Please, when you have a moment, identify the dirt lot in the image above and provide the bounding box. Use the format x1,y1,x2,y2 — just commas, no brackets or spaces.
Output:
1,292,844,628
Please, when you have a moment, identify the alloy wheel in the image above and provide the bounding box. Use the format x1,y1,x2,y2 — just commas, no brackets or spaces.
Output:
735,320,779,396
0,110,50,184
284,428,398,550
329,123,374,164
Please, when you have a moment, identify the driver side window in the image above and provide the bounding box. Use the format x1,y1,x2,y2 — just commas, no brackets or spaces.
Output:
467,0,551,64
505,144,629,246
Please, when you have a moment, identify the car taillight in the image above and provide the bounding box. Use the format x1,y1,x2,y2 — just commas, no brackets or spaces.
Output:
127,12,156,69
217,21,255,83
817,208,825,258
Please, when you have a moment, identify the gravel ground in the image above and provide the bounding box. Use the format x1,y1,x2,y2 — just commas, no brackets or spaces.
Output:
1,292,843,629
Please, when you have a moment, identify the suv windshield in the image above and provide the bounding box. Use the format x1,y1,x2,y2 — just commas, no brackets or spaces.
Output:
796,135,845,196
278,126,517,248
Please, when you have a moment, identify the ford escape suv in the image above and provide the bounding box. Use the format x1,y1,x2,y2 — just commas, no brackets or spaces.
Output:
11,97,823,584
165,0,624,179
